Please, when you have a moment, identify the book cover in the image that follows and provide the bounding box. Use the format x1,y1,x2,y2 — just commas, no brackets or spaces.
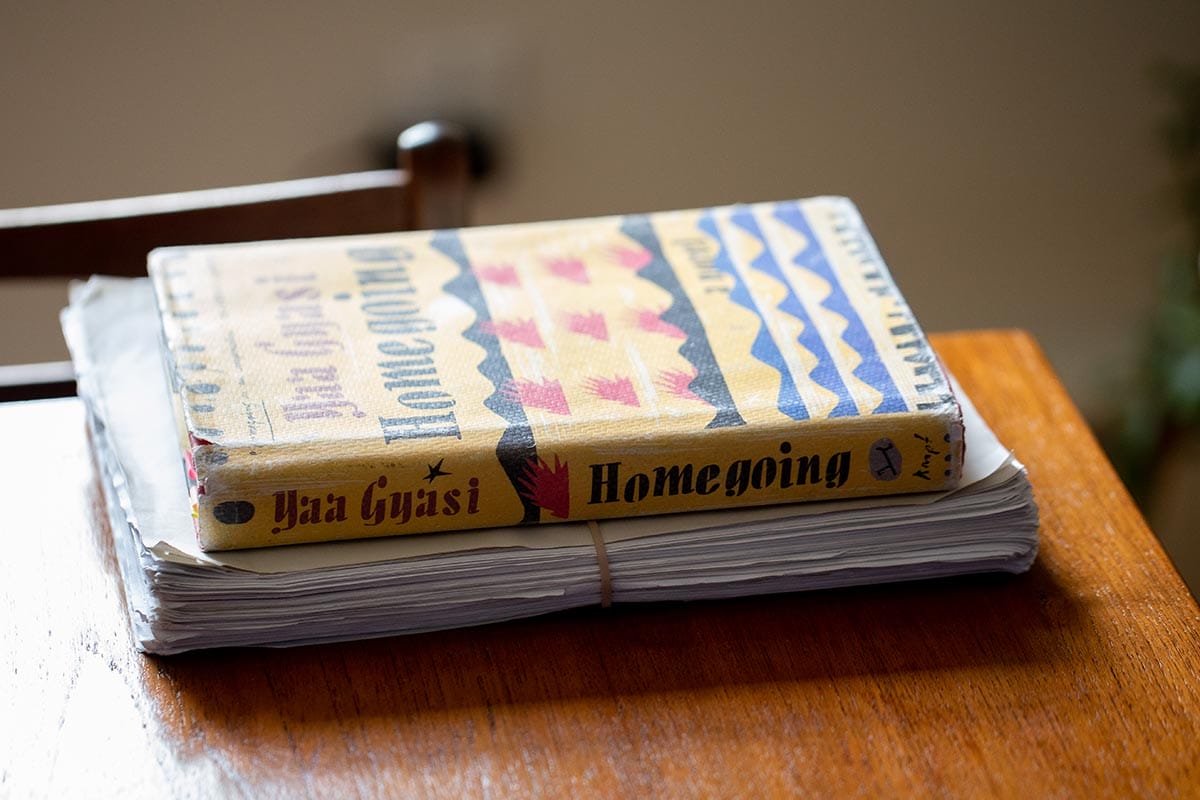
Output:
150,196,963,550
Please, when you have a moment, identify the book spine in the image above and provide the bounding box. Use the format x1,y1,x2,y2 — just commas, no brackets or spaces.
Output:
152,197,965,551
192,408,962,550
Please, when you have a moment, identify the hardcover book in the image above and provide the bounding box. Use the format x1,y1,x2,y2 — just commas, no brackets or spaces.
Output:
63,277,1038,654
150,197,963,551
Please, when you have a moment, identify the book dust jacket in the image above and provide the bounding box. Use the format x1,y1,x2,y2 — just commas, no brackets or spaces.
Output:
150,197,963,550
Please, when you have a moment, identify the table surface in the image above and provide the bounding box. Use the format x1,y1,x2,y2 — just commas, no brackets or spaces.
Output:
2,330,1198,798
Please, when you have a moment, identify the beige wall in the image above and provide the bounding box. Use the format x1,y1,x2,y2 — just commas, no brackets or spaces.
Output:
2,3,1198,572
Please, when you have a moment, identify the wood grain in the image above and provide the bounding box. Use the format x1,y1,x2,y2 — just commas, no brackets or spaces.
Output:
0,121,471,280
2,330,1197,798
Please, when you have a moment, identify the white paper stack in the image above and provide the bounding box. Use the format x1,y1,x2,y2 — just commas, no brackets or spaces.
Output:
65,278,1038,655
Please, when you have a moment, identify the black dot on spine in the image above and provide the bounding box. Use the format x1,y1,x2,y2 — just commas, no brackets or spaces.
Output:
187,383,221,395
213,501,255,525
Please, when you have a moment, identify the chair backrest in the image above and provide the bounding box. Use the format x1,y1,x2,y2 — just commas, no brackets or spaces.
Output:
0,120,472,401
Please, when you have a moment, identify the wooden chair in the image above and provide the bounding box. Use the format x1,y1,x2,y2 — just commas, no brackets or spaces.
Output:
0,120,472,401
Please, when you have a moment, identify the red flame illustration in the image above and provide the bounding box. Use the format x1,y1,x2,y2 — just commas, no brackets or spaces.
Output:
474,263,520,286
584,376,640,407
658,368,707,403
562,310,609,341
479,318,545,348
518,455,570,519
632,308,687,339
502,378,572,415
610,246,653,271
545,257,590,284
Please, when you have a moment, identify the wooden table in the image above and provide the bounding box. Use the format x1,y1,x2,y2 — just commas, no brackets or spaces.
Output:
2,330,1198,797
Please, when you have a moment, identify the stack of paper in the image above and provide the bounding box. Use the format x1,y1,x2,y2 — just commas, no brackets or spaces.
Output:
66,277,1037,655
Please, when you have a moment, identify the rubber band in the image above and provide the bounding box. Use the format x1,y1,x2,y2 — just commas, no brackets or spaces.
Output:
587,520,613,608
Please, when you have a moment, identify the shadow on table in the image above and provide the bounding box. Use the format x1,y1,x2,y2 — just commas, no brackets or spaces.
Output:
146,557,1086,718
72,413,1089,756
69,405,1089,754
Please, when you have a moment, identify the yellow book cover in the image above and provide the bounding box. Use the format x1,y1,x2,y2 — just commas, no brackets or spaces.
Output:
149,197,963,551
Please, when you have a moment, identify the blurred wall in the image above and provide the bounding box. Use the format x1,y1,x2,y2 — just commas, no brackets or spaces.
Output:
3,0,1198,421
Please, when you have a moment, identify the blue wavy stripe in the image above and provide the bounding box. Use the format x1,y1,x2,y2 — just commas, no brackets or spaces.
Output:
772,202,908,414
696,212,809,420
727,208,859,418
620,216,744,428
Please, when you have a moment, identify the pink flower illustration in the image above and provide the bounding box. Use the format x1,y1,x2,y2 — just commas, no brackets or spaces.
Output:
657,368,706,403
632,308,687,339
545,257,590,284
518,455,570,519
474,263,520,286
479,318,545,348
610,246,653,271
562,310,609,341
502,378,572,415
584,376,640,407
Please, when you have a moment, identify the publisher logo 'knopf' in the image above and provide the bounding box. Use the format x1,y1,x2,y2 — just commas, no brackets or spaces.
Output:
869,438,902,481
